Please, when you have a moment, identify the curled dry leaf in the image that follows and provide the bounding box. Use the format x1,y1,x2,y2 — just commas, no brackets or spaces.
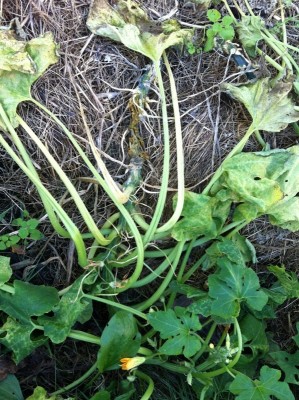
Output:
87,0,192,62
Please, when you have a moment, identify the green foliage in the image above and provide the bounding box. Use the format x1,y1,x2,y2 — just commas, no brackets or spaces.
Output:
97,311,141,372
268,265,299,298
26,387,56,399
86,0,192,62
204,10,234,51
171,192,230,241
222,78,299,132
0,281,59,362
269,351,299,385
0,31,58,129
0,255,12,285
0,212,43,251
0,374,24,400
38,274,93,343
148,308,202,357
293,323,299,346
208,258,268,319
229,366,295,400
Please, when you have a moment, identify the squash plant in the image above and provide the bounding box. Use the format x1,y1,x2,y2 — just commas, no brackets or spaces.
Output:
0,1,298,399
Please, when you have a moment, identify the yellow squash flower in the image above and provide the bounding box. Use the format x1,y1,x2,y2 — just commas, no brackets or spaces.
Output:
120,356,146,371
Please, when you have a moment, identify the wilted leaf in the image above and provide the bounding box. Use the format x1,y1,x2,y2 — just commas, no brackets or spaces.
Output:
268,265,299,298
171,192,231,241
87,0,192,62
97,311,141,372
218,146,299,230
0,31,35,73
222,78,299,132
268,197,299,231
236,16,264,57
229,366,295,400
0,31,58,129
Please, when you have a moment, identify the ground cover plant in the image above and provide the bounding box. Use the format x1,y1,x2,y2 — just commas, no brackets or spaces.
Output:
0,0,298,399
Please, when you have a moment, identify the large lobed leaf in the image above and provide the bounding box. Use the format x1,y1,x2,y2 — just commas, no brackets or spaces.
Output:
222,78,299,132
229,366,295,400
0,29,58,129
208,259,268,319
148,308,202,357
87,0,192,62
217,145,299,231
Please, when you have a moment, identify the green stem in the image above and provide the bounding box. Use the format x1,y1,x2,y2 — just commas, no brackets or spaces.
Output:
142,60,170,244
134,241,185,311
31,98,144,290
199,386,209,400
132,248,177,288
18,117,110,246
134,370,155,400
194,318,242,379
167,239,195,309
254,130,266,148
256,48,285,72
155,52,185,233
0,133,88,266
67,330,101,345
0,104,69,238
193,322,218,363
51,361,98,396
84,294,147,320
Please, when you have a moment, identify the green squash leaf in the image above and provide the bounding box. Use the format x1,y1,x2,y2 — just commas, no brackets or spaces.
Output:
148,309,202,357
268,197,299,231
0,280,59,323
222,78,299,132
218,146,299,230
87,0,192,62
0,317,47,363
229,366,295,400
25,386,56,399
268,265,299,298
38,275,93,344
208,260,268,319
240,314,269,358
171,192,231,241
236,16,264,57
0,374,24,400
97,311,141,372
269,351,299,385
0,30,58,129
0,255,12,285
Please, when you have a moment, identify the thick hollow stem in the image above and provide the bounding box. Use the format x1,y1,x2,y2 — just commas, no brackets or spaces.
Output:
30,98,145,290
134,370,155,400
142,60,171,244
18,117,111,246
0,133,88,266
155,52,185,233
0,105,69,238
